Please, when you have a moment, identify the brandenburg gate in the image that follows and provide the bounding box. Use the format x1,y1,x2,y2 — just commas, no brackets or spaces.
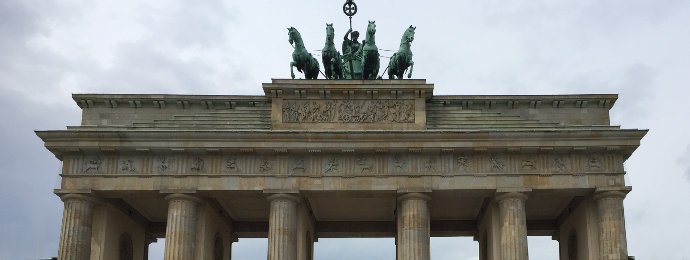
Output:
37,79,645,259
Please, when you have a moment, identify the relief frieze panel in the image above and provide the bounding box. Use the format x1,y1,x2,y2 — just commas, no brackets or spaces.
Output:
117,156,142,174
222,156,243,174
83,155,104,174
321,156,342,175
281,99,415,123
63,152,626,176
155,155,178,174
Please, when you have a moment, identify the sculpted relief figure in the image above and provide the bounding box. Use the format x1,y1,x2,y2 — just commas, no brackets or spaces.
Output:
283,100,414,123
84,156,103,173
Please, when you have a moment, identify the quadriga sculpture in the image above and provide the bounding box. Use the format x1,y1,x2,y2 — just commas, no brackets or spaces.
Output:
388,26,416,79
288,27,320,79
322,23,343,79
361,21,380,80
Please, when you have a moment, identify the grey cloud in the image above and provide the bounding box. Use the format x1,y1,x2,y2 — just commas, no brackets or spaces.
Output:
610,64,656,126
678,145,690,181
0,89,79,259
0,1,39,47
137,1,238,49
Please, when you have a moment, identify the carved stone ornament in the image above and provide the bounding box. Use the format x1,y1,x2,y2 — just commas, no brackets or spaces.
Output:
521,159,537,170
552,157,567,172
67,152,617,176
587,156,602,170
291,157,306,173
156,156,171,173
489,156,505,171
190,157,205,172
392,154,406,171
423,157,438,172
120,159,137,173
323,157,340,174
456,156,470,171
356,156,373,174
282,100,415,123
225,157,238,172
259,159,274,173
84,156,103,173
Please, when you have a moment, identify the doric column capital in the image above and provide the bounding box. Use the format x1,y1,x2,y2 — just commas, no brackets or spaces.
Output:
495,192,529,203
266,193,302,203
593,187,631,201
398,192,431,202
164,193,202,203
59,193,101,205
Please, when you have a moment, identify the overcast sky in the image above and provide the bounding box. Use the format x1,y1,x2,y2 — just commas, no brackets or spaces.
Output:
1,0,689,259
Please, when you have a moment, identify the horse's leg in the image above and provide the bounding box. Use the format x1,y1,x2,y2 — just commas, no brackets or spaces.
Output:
388,54,396,79
331,59,337,80
310,58,320,79
375,55,380,79
322,56,329,79
407,61,414,79
290,61,296,79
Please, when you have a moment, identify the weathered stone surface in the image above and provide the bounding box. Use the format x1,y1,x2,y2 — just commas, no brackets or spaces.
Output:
57,194,98,260
163,194,201,260
36,79,647,259
267,194,300,260
397,193,431,260
497,192,529,260
595,188,630,260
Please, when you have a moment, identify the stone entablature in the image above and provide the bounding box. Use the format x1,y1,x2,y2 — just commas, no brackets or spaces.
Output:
62,151,625,177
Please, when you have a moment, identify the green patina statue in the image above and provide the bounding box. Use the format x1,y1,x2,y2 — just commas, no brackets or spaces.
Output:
288,27,320,79
322,23,343,79
388,25,416,79
361,21,380,80
342,28,362,79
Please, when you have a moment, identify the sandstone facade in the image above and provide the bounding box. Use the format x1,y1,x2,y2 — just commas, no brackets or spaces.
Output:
37,79,645,260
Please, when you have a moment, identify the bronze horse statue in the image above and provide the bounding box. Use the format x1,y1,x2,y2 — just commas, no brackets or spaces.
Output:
388,26,416,79
361,21,380,80
288,27,320,79
322,23,343,79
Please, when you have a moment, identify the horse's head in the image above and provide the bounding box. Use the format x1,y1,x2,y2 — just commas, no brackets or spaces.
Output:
404,25,416,43
287,27,298,45
367,21,377,35
326,23,334,39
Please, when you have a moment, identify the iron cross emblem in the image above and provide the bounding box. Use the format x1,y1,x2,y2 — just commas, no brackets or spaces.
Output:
343,0,358,17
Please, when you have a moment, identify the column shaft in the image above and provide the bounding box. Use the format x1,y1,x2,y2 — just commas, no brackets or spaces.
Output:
267,194,299,260
57,194,97,260
397,193,431,260
164,194,201,260
497,192,529,260
595,191,628,260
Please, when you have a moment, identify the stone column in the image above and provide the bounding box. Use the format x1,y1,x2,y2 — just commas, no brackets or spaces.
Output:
396,193,431,260
57,194,98,260
594,190,629,260
164,194,201,260
267,194,300,260
496,192,529,260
